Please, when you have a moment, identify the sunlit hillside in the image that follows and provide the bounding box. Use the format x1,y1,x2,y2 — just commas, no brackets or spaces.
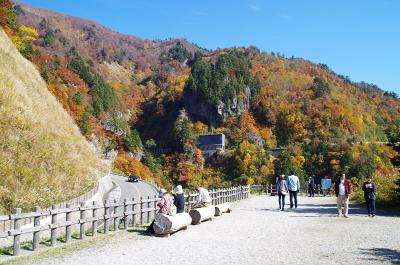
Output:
0,29,107,213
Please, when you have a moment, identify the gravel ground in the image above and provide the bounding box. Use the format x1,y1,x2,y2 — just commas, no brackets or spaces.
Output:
30,195,400,265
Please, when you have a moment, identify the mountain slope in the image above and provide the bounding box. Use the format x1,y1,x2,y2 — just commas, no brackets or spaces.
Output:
5,2,399,201
0,28,107,213
17,3,204,78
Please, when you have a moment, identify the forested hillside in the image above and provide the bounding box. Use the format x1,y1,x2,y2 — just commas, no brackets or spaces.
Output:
1,1,399,205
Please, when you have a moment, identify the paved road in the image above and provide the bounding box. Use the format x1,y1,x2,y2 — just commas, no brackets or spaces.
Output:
31,196,400,265
109,174,159,202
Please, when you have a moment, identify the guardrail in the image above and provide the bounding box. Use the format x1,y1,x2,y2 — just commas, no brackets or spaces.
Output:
0,183,99,235
251,184,333,196
0,186,250,256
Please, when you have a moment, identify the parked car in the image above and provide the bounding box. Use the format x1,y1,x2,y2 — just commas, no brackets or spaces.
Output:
128,174,140,182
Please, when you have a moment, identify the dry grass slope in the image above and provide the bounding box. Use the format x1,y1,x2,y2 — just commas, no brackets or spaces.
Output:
0,29,107,214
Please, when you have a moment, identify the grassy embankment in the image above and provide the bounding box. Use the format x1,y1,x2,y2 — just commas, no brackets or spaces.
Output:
0,29,107,214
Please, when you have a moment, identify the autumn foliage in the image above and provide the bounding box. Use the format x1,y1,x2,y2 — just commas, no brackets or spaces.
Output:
2,3,399,206
114,153,152,180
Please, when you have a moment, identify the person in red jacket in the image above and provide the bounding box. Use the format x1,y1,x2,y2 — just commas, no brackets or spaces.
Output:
334,173,351,218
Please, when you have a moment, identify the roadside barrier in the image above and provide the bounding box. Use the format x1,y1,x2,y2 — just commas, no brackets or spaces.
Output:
0,186,250,256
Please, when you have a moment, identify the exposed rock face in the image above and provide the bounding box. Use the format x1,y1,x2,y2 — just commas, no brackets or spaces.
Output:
184,90,223,128
245,129,265,147
185,87,252,128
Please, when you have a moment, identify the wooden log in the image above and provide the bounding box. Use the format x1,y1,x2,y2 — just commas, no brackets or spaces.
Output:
214,203,232,216
189,206,215,225
153,213,192,235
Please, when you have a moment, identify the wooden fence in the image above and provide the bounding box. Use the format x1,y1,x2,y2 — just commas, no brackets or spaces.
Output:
0,186,250,256
251,184,332,196
0,182,99,234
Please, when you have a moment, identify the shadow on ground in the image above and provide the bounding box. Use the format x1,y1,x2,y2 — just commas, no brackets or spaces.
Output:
258,201,369,217
360,248,400,264
126,228,153,237
292,203,367,216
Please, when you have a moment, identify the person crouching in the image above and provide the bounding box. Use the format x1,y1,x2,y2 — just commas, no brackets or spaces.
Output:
192,187,212,208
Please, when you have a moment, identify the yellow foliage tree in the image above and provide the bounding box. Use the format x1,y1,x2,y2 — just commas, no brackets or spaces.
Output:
193,121,208,135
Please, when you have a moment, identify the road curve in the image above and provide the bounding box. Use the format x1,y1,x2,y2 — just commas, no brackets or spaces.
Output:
109,174,159,202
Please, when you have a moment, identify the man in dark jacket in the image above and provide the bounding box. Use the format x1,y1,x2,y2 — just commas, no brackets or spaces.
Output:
334,173,351,217
173,185,185,213
308,176,315,197
362,176,376,217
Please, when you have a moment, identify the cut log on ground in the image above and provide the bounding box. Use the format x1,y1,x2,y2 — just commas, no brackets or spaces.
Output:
153,213,192,235
189,206,215,225
215,203,232,216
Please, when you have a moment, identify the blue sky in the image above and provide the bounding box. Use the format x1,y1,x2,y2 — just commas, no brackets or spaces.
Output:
20,0,400,94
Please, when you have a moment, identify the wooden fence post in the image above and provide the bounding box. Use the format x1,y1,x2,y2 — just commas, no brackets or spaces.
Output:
147,196,151,224
50,205,57,246
224,189,227,203
140,197,144,225
131,198,136,227
80,202,86,239
92,201,98,237
13,208,22,256
65,204,72,243
104,200,109,234
235,187,238,201
33,206,40,251
153,195,157,220
123,198,128,230
185,193,190,212
113,199,118,231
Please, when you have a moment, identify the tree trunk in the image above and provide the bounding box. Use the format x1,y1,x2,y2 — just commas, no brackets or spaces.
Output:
215,203,232,216
153,213,192,235
189,206,215,225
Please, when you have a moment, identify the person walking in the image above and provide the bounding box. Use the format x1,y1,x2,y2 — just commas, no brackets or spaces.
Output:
362,176,376,217
334,173,351,218
321,176,332,196
277,175,289,211
308,176,315,197
173,185,185,213
287,172,300,209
